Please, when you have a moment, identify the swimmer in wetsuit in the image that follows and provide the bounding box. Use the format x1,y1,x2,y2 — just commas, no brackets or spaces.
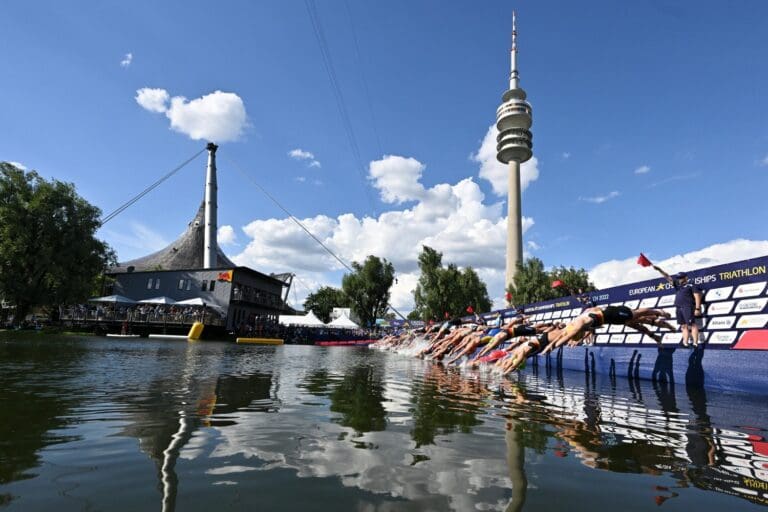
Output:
541,306,674,354
472,317,541,360
497,330,560,374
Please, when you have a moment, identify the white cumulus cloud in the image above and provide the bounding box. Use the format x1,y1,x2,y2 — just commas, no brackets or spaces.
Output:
634,165,651,174
136,88,169,113
231,154,536,312
472,124,539,197
135,88,247,142
578,190,620,204
289,148,321,168
368,155,426,204
217,225,237,245
589,239,768,289
120,52,133,67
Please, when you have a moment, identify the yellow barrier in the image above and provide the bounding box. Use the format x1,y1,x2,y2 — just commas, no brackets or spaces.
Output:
187,322,204,341
236,337,284,345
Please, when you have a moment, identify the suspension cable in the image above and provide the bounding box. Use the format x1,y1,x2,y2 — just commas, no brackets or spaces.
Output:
101,149,205,225
225,156,407,321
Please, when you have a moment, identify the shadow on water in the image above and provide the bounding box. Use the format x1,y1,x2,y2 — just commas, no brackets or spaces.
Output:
0,337,88,506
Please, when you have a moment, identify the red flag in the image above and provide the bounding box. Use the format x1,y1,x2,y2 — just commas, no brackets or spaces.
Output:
505,292,512,302
637,253,652,267
551,279,564,289
444,311,449,319
466,305,474,314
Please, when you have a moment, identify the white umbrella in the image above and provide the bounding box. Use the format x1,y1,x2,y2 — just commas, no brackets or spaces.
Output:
89,294,136,304
175,297,207,306
138,296,177,305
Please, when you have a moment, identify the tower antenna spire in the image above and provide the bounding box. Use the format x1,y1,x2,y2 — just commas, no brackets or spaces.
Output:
496,10,533,290
512,10,517,51
509,11,519,89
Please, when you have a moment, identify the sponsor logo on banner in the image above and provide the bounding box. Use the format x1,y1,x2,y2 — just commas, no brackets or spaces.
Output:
623,300,640,309
733,281,767,299
735,297,768,314
608,324,625,333
708,331,738,344
542,311,553,320
609,334,625,344
707,301,734,315
706,286,733,302
662,332,682,344
736,314,768,329
595,326,609,334
551,310,562,318
639,297,659,308
596,335,610,344
657,294,675,307
625,333,642,344
707,316,736,329
629,281,670,296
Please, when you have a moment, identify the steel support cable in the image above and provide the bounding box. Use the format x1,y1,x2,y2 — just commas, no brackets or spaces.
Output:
225,156,407,321
304,0,377,212
101,149,206,225
343,0,383,156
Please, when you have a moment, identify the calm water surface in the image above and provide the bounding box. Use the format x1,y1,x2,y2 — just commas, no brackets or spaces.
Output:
1,335,767,511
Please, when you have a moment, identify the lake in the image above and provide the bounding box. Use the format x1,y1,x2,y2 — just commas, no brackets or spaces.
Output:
1,335,767,511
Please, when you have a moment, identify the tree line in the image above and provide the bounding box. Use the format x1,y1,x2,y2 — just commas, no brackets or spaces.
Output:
0,162,594,327
0,163,114,325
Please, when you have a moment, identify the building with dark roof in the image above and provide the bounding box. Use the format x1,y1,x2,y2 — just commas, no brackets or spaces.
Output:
106,144,294,332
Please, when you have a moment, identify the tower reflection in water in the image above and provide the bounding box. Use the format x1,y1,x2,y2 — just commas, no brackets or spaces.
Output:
5,339,766,511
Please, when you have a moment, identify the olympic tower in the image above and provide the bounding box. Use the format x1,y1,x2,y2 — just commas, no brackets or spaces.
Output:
496,11,533,290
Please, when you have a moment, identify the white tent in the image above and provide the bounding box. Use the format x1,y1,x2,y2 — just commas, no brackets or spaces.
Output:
138,296,177,305
279,311,326,327
89,294,136,304
327,314,359,329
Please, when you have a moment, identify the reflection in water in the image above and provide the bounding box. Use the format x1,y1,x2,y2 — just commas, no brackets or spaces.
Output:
1,338,767,511
410,366,487,447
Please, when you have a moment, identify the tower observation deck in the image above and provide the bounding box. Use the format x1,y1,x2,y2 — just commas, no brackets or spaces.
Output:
496,11,533,291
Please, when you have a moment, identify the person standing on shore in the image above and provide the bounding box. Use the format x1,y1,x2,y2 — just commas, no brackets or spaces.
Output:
653,265,703,347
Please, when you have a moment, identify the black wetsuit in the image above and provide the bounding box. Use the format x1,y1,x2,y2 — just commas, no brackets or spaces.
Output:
511,324,538,337
601,305,633,325
536,332,552,351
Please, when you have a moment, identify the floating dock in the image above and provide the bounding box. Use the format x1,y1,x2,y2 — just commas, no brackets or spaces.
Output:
236,337,284,345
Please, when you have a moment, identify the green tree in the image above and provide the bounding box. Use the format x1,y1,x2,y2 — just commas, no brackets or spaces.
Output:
0,163,114,323
412,246,492,321
549,265,596,298
303,286,349,323
406,309,422,321
341,255,395,328
507,257,595,307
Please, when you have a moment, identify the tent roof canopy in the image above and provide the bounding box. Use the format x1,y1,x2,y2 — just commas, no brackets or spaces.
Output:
279,310,326,327
138,296,177,304
327,314,359,329
89,294,136,304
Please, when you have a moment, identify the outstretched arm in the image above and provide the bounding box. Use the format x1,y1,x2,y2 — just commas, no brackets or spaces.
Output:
653,264,674,285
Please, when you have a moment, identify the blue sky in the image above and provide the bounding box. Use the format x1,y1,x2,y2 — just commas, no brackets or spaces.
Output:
3,1,768,310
